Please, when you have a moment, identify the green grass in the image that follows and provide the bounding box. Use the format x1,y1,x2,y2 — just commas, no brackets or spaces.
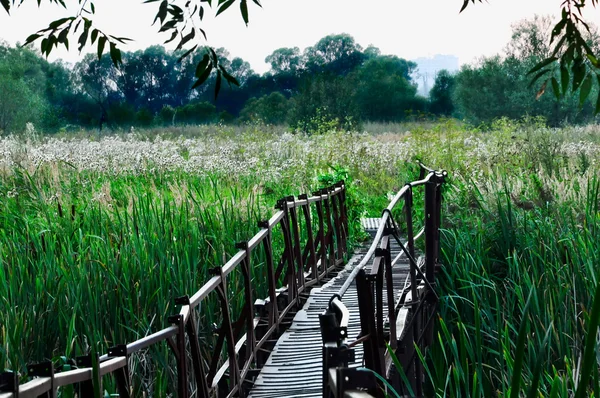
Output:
1,120,599,396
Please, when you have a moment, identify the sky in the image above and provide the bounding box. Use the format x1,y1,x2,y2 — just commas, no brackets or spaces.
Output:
1,0,600,74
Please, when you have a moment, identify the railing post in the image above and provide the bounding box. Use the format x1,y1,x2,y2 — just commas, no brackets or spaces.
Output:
259,220,279,333
337,181,349,255
178,303,210,398
0,371,18,397
211,267,240,396
167,314,189,398
277,198,297,307
75,353,101,397
107,345,131,398
383,237,397,350
287,198,306,293
356,270,384,384
237,241,257,371
313,190,328,278
405,185,419,304
320,296,354,398
330,187,343,262
424,176,438,286
322,188,336,270
299,194,319,283
27,361,55,398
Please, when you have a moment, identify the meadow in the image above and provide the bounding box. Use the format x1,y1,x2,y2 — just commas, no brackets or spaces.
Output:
1,119,599,396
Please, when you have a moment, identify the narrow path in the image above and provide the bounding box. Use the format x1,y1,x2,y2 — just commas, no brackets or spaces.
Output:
248,219,410,398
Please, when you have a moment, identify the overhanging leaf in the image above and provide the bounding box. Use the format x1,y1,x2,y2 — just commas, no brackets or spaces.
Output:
195,53,210,77
551,77,560,100
214,69,222,99
528,57,558,76
216,0,235,16
240,0,248,25
579,74,592,107
1,0,10,14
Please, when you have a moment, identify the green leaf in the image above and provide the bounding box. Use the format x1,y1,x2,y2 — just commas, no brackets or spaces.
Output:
579,74,592,107
195,53,210,77
561,63,570,94
219,65,240,86
459,0,470,13
109,42,122,67
216,0,235,16
176,44,198,63
175,28,195,51
526,325,553,398
78,26,89,52
240,0,248,25
574,282,600,398
586,53,599,67
49,17,72,29
551,77,560,100
192,62,213,89
153,0,168,25
214,70,222,99
97,36,107,59
91,29,99,44
164,30,178,44
509,289,533,398
24,33,42,45
595,76,600,115
572,61,586,91
527,57,558,76
1,0,10,14
528,69,551,89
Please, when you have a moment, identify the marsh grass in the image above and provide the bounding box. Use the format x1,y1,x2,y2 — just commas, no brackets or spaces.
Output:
1,121,600,396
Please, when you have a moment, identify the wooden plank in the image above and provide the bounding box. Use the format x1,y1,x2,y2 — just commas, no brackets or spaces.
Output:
248,223,415,398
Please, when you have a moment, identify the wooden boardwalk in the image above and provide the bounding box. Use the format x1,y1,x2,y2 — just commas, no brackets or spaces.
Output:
248,219,411,398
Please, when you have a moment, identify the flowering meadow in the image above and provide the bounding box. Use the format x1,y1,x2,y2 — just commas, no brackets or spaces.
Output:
1,120,600,396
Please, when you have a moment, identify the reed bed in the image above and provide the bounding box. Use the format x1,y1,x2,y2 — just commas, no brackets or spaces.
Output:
1,120,599,396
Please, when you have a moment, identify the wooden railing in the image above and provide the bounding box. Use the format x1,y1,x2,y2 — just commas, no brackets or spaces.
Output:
321,163,447,397
0,182,349,398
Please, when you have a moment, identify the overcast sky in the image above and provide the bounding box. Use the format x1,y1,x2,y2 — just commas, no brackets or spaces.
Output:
1,0,600,73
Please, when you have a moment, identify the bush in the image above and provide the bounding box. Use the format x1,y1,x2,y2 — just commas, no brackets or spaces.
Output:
177,102,217,125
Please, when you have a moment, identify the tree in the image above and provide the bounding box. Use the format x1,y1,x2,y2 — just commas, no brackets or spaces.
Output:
0,76,43,133
354,55,419,121
291,73,360,133
0,44,50,132
462,0,600,110
304,34,366,75
5,0,600,107
265,47,302,75
429,70,456,116
239,92,290,125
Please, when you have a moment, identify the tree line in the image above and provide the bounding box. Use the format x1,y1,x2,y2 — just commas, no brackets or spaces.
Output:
1,17,599,135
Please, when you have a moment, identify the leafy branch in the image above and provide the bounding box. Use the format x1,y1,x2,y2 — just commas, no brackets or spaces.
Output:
1,0,261,96
462,0,600,112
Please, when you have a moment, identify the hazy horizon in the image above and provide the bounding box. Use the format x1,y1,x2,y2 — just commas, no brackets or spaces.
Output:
2,0,600,74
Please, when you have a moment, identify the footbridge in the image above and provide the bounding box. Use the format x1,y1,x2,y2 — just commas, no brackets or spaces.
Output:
0,163,447,398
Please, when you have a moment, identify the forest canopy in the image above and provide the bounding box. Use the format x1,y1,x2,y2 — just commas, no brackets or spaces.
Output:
2,0,600,107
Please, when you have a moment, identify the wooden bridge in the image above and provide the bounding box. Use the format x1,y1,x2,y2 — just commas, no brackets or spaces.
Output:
0,163,447,398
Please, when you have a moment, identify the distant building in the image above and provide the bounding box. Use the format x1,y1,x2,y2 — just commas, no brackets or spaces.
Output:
412,55,459,97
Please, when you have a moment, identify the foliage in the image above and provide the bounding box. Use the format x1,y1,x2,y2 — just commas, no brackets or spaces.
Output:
239,92,291,125
429,70,455,116
452,17,600,125
354,55,420,122
1,121,600,396
462,0,600,111
290,74,360,134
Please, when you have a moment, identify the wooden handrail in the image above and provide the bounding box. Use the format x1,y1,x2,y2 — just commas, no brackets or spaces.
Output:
1,182,349,398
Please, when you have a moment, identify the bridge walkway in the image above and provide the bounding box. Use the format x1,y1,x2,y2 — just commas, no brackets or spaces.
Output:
248,219,410,398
